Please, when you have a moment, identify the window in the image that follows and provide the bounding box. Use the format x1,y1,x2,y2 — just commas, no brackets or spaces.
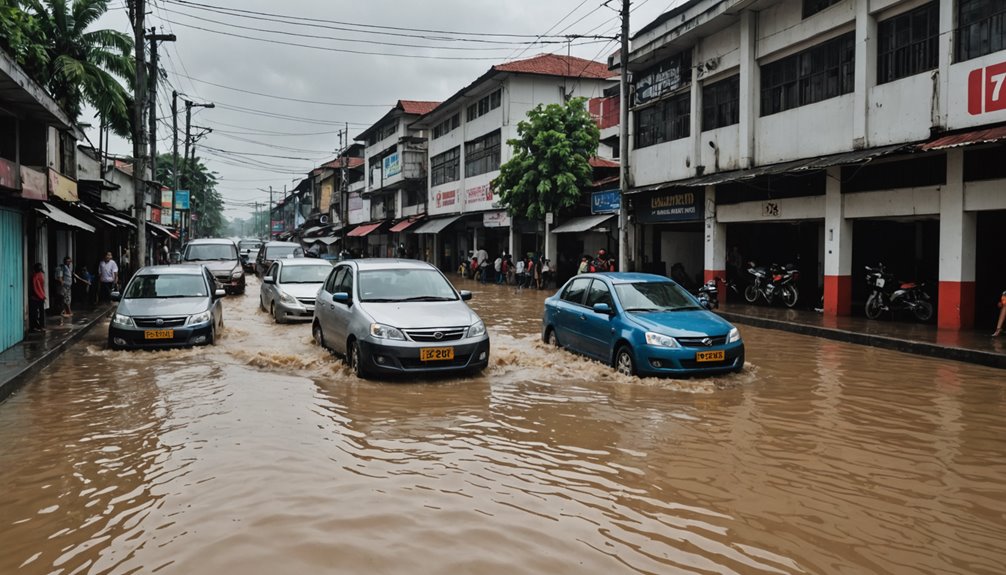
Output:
957,0,1006,61
464,130,501,177
585,280,613,308
561,278,591,305
337,266,353,298
877,2,939,83
431,146,460,186
760,32,855,116
634,92,690,149
803,0,842,18
702,75,740,131
466,89,502,122
433,113,460,139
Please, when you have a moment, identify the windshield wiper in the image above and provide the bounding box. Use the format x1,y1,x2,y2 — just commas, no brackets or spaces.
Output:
362,298,398,302
624,307,661,312
398,296,454,302
670,305,702,311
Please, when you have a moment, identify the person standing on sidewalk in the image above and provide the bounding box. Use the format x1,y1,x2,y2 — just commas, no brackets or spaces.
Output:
98,251,119,302
993,291,1006,337
57,256,87,317
29,263,46,332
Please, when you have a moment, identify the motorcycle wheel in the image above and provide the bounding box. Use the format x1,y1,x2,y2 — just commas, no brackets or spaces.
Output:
782,285,799,308
913,300,934,322
865,294,884,319
744,285,759,303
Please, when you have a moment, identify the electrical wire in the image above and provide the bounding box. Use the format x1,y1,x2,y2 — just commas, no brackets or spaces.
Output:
167,71,391,108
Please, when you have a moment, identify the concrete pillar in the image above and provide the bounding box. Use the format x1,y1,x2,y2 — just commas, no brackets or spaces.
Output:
738,10,756,169
691,43,704,170
936,0,954,129
703,186,727,298
823,166,853,316
938,149,976,330
852,0,876,148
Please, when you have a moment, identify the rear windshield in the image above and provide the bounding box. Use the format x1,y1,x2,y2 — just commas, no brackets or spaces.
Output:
357,269,458,302
184,243,238,261
280,264,331,284
125,274,207,299
267,245,302,259
239,240,263,250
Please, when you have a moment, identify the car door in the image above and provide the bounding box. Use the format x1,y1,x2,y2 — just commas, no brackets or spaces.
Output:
316,266,342,338
262,262,279,310
328,265,355,354
205,268,222,329
554,277,591,352
580,279,617,361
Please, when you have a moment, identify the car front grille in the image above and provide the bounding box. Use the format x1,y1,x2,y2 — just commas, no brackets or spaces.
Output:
399,355,471,369
134,316,188,328
297,298,315,306
675,335,727,347
403,327,467,342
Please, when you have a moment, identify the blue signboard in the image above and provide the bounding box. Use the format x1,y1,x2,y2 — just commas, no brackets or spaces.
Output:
174,190,190,210
635,189,704,223
383,153,401,178
591,189,621,214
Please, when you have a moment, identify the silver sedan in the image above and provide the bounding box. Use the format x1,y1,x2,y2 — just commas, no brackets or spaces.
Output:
259,258,333,323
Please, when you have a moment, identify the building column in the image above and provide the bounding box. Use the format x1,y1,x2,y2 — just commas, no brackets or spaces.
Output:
823,166,853,316
852,0,876,148
938,149,975,330
703,186,727,299
738,10,756,169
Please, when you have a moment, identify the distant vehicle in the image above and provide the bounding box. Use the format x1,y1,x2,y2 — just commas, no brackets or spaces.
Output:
312,259,490,379
255,241,304,277
181,238,245,295
260,258,333,323
542,273,744,377
238,238,263,273
108,264,225,350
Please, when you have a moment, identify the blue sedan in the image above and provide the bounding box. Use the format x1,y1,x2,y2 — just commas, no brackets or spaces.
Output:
542,273,744,377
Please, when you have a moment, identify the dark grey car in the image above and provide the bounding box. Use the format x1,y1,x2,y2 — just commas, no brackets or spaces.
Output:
312,259,490,379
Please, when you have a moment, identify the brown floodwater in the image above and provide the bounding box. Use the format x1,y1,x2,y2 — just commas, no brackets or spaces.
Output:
1,275,1004,575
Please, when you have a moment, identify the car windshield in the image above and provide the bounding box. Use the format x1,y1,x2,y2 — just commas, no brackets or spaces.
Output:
614,281,700,312
280,265,331,284
184,244,237,261
124,274,207,299
358,269,458,302
267,245,302,259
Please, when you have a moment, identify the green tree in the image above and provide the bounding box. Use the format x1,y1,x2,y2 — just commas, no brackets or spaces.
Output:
0,0,47,68
155,152,226,238
492,97,600,221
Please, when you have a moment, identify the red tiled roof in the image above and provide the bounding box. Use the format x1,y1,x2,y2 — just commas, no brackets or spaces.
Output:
590,157,620,168
494,54,614,80
321,157,364,170
399,100,441,116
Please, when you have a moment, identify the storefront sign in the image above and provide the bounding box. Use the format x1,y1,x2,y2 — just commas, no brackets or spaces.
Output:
174,190,190,210
151,206,162,224
591,189,621,214
633,52,691,106
320,180,334,213
483,211,510,228
968,61,1006,115
48,168,78,201
435,189,457,208
20,166,46,200
0,157,17,190
635,189,704,223
161,190,173,210
466,183,492,205
382,153,401,178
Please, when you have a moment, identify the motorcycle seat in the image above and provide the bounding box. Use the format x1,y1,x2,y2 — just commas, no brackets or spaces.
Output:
900,282,917,289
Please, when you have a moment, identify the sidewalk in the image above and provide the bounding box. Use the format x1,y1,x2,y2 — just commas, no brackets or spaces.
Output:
0,304,114,403
716,302,1006,369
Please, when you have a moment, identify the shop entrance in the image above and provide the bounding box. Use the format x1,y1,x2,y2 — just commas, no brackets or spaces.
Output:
975,210,1006,330
726,222,822,309
850,218,939,317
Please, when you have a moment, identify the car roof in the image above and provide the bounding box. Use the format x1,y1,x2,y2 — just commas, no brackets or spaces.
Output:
575,272,673,285
345,258,437,271
264,241,300,247
136,264,207,276
277,258,332,266
186,238,236,245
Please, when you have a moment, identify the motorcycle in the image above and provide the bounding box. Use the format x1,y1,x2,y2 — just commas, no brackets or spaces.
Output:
864,264,932,321
744,263,799,308
697,279,719,309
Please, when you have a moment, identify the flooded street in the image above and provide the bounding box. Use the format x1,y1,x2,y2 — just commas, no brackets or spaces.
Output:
1,275,1004,575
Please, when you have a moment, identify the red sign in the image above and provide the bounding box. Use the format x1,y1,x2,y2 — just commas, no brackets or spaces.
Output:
0,157,16,189
968,62,1006,115
150,206,161,224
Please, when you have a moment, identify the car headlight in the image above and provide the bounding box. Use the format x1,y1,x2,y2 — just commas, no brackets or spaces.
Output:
728,327,741,343
370,323,405,340
467,320,486,338
645,331,680,348
187,310,212,325
279,291,298,304
111,313,134,327
231,270,243,278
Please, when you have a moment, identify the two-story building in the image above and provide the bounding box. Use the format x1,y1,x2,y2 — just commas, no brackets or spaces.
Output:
411,54,616,272
626,0,1006,331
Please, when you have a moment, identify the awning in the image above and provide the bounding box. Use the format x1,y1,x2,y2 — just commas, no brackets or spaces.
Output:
37,202,95,233
95,210,137,228
550,214,616,234
413,215,463,234
318,236,340,245
919,126,1006,151
147,222,179,239
346,222,383,237
389,216,424,233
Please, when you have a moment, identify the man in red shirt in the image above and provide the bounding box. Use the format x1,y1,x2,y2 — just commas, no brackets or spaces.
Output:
29,263,46,332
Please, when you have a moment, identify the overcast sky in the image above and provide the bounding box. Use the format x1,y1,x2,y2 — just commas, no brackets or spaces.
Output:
89,0,680,221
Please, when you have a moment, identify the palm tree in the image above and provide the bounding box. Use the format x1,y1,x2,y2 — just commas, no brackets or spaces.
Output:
23,0,134,136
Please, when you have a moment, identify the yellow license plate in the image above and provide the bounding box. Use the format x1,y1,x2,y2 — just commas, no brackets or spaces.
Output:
420,347,454,361
144,329,174,340
695,350,725,362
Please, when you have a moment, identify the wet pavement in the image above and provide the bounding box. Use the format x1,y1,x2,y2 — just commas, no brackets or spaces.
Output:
0,275,1004,575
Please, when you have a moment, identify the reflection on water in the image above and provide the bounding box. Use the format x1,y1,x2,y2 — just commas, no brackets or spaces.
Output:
0,276,1003,574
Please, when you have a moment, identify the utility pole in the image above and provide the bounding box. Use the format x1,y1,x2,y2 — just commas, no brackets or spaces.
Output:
269,185,274,239
146,27,175,181
618,0,631,273
171,90,178,220
128,0,148,271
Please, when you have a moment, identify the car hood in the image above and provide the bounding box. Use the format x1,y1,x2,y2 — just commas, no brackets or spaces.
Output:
189,260,240,274
117,297,209,317
361,301,478,329
278,282,323,299
624,309,734,337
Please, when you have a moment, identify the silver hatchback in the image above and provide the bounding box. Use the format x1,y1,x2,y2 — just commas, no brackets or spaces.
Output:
312,259,490,379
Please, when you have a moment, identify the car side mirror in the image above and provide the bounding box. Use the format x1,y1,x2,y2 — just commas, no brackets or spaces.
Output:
263,275,275,284
592,302,612,315
333,292,350,304
111,291,121,301
459,290,472,301
213,289,226,299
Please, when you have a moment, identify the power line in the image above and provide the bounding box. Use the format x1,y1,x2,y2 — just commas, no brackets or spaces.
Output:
167,71,391,108
508,0,593,61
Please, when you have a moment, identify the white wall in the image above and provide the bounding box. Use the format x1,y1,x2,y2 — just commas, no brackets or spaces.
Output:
632,139,694,187
717,195,826,223
964,179,1006,212
843,187,941,218
869,74,935,145
699,123,741,172
756,95,856,164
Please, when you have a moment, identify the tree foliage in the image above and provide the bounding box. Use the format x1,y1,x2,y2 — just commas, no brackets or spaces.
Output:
155,153,226,238
492,97,600,221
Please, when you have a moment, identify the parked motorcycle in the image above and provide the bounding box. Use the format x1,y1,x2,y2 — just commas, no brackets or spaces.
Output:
864,264,932,321
697,279,719,309
744,262,799,308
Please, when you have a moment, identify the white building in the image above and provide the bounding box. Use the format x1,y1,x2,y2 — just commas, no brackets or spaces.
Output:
627,0,1006,331
411,54,615,271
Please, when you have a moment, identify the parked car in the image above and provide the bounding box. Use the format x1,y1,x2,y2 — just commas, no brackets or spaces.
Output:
542,272,744,377
255,241,304,277
181,238,245,295
108,264,225,350
260,258,333,323
312,259,490,379
238,238,263,273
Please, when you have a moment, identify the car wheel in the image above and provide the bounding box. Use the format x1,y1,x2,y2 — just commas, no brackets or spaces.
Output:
348,340,370,379
544,327,561,348
614,345,636,376
107,336,119,351
207,325,215,345
271,302,284,324
313,321,327,350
